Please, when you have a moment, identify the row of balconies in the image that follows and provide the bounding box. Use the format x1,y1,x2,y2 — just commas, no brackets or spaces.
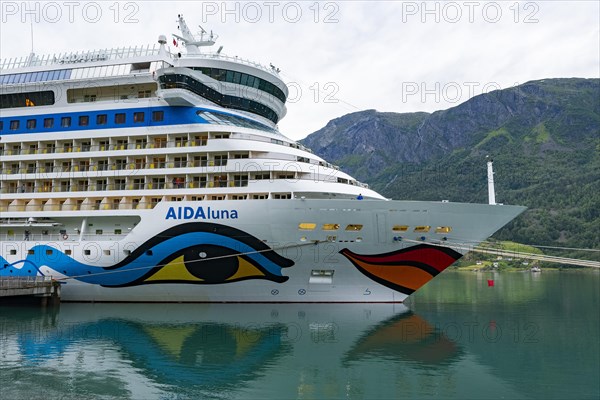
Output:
0,192,292,213
0,157,235,175
0,137,211,156
0,172,301,194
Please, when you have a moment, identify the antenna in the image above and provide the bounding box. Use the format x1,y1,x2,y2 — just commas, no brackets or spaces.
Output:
173,14,217,54
27,20,36,67
30,20,34,54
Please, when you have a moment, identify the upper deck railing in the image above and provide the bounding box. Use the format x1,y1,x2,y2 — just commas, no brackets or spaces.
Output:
0,44,164,71
0,45,281,77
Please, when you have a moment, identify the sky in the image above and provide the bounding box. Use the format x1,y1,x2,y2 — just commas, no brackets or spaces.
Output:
1,1,599,140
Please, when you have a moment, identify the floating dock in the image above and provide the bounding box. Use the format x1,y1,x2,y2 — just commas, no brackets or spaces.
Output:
0,277,61,306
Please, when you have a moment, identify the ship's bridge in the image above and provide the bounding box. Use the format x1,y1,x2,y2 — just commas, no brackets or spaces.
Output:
156,15,287,125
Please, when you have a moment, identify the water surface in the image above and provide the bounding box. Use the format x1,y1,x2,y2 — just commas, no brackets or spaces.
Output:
1,270,598,399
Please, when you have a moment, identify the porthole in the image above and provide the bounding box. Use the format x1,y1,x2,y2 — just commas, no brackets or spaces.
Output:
345,224,363,231
298,223,317,230
322,223,340,231
435,226,452,234
414,226,431,233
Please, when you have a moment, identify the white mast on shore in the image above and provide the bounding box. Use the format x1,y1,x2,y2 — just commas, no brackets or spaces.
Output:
487,155,496,205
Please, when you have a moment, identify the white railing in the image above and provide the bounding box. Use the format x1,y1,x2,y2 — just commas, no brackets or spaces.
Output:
0,44,281,77
0,44,162,70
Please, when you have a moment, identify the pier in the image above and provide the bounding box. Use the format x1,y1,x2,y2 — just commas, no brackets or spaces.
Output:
0,276,61,306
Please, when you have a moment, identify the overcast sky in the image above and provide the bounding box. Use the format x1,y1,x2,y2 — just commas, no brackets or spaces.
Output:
1,1,598,139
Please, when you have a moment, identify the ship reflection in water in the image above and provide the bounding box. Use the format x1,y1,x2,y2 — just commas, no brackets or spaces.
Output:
0,303,469,399
1,271,598,400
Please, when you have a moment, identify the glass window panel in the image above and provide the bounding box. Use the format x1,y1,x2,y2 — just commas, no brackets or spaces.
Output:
64,69,72,79
41,71,49,81
24,73,34,83
115,113,126,124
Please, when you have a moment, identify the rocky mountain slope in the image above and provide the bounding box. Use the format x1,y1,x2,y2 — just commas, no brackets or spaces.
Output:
301,78,600,260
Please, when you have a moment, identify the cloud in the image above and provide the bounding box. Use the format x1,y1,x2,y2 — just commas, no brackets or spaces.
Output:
1,1,598,140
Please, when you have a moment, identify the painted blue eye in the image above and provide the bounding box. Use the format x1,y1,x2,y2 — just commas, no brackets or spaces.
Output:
141,243,288,284
20,223,294,288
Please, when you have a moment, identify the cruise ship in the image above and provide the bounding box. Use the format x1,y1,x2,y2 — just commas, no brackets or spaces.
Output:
0,16,525,302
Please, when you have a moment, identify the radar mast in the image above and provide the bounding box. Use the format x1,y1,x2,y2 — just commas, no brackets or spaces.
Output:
173,14,217,54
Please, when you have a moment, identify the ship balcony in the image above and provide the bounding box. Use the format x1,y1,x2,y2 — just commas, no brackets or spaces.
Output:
157,87,211,107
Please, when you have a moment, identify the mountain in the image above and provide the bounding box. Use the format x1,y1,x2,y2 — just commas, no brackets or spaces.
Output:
301,78,600,261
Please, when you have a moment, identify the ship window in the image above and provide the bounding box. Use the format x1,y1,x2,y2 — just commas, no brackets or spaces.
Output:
44,118,54,128
9,120,19,130
96,229,103,235
79,115,89,126
0,121,3,131
298,223,317,231
414,226,431,233
114,113,126,124
84,250,91,256
96,114,107,125
435,226,452,234
65,250,72,255
26,119,36,129
61,117,71,127
152,110,164,122
322,224,340,231
133,112,145,123
345,224,363,231
393,225,409,232
10,249,17,255
46,249,53,255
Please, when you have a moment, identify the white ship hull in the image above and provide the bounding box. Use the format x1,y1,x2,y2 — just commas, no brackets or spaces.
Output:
0,199,525,302
0,15,526,302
